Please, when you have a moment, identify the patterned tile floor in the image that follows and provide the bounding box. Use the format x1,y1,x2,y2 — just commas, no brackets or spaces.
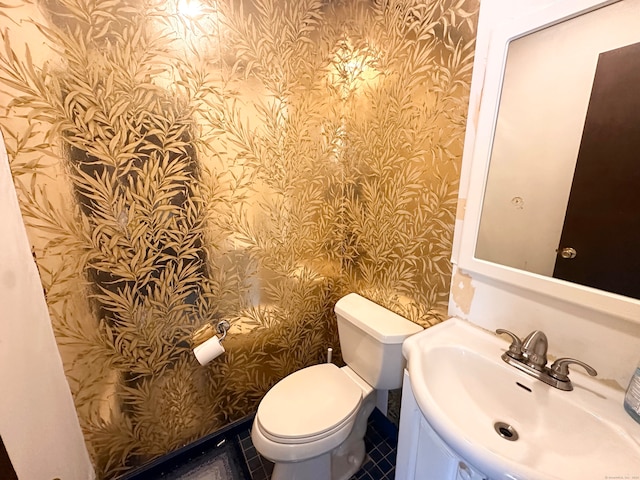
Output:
237,409,398,480
121,408,398,480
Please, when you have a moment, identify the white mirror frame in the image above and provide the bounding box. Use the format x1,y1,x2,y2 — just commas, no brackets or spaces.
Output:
457,0,640,323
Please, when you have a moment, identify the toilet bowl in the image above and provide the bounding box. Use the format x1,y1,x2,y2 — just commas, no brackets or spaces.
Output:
251,293,423,480
252,364,375,480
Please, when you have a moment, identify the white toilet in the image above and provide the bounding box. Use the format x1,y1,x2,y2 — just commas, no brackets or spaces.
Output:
251,293,423,480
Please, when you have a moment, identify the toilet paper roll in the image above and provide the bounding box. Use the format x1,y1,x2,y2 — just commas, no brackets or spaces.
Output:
193,336,225,365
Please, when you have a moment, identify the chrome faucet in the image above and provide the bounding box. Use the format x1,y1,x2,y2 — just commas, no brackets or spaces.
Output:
496,328,597,391
521,330,548,371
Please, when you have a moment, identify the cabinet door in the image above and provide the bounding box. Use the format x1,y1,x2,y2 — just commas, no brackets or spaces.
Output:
396,371,488,480
414,416,460,479
415,417,488,480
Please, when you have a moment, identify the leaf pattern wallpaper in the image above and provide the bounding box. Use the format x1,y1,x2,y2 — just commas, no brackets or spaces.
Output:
0,0,478,477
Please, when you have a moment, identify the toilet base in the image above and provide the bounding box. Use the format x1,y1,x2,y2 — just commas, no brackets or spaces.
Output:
269,393,375,480
271,452,330,480
330,431,366,480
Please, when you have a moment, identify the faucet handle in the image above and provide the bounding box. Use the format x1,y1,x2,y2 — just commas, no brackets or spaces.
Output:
496,329,523,360
549,358,598,382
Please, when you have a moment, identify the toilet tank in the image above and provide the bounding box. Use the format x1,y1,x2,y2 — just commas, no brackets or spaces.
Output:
335,293,423,390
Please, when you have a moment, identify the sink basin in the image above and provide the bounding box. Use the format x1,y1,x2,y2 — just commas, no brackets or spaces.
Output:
403,318,640,480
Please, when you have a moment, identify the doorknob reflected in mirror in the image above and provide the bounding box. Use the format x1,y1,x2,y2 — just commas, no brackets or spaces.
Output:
559,247,577,259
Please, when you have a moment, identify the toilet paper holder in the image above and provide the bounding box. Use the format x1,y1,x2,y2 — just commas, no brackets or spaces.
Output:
215,320,230,342
192,319,231,347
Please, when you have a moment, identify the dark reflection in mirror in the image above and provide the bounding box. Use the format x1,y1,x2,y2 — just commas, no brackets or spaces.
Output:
553,41,640,299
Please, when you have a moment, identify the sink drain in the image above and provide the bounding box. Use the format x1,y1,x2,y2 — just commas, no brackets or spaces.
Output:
494,421,519,441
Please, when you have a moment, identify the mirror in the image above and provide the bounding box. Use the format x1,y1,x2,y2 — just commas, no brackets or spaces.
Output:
458,0,640,321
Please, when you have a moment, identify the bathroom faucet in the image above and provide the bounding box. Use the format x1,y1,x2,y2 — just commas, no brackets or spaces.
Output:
521,330,548,371
496,329,597,391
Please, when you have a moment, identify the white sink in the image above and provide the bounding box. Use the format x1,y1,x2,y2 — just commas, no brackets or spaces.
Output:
403,318,640,480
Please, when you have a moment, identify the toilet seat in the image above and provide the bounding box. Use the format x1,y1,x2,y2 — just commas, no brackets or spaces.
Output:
256,363,363,444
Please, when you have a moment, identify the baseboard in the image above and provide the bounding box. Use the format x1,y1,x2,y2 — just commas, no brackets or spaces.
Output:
119,414,255,480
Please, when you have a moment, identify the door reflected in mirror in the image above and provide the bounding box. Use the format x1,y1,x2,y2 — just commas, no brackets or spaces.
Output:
475,0,640,300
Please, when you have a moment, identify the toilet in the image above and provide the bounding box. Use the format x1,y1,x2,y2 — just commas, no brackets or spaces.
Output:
251,293,423,480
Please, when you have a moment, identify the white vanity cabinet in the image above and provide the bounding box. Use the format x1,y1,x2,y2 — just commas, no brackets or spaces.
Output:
396,371,488,480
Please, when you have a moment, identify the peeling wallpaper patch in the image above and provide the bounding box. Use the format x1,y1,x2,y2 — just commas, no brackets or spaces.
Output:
451,268,476,315
456,197,467,221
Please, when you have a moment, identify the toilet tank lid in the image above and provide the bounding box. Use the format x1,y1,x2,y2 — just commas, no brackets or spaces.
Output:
335,293,423,344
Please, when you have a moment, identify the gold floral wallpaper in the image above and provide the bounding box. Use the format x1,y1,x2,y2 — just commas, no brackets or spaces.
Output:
0,0,478,477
